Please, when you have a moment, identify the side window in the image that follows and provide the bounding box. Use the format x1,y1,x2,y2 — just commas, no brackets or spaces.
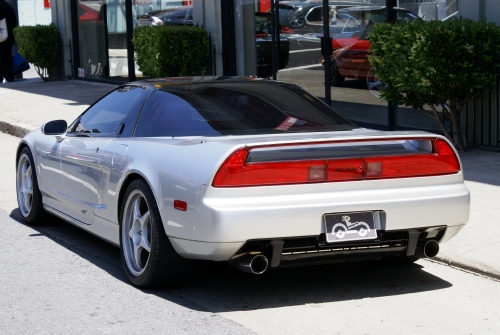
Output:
69,86,144,135
134,90,221,137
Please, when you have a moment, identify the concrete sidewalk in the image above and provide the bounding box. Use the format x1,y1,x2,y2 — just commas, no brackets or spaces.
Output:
1,75,499,280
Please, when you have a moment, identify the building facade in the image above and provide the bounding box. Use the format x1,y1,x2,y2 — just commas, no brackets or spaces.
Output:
8,0,500,147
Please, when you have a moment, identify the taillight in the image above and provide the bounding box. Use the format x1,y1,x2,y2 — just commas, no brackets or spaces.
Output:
212,138,460,187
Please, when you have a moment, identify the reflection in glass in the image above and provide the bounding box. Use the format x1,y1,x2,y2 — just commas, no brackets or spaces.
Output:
101,0,131,79
78,0,106,79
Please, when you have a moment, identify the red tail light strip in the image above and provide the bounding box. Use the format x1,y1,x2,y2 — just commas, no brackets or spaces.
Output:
212,138,460,187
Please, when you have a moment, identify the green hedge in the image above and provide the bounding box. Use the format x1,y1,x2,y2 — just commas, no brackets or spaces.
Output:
13,24,59,81
133,25,209,78
369,19,500,150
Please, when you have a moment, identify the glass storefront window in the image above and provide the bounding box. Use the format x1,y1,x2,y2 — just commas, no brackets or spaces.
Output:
244,1,459,131
75,0,196,80
77,0,107,79
77,0,131,80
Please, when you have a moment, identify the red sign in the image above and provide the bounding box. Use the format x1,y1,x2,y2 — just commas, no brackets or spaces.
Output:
44,0,51,8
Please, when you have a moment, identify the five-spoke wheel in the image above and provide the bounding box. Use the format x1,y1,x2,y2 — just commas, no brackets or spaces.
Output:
122,189,152,276
17,153,33,217
120,178,191,287
16,147,47,225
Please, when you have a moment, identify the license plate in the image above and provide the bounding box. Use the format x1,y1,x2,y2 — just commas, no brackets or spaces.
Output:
324,211,377,243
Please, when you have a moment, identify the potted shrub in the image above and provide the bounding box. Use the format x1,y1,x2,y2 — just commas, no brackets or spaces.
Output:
13,24,59,82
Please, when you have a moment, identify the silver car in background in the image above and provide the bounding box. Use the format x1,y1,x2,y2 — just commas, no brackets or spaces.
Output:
16,77,469,288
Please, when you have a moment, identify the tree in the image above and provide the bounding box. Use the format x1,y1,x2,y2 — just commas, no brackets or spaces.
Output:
368,19,500,151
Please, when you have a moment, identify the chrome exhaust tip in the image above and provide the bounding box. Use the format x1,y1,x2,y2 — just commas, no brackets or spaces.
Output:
238,254,269,274
416,240,440,258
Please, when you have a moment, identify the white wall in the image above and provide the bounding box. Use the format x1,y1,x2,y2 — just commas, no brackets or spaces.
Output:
18,0,52,26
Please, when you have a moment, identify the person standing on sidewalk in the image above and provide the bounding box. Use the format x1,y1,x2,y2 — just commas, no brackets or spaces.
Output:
0,0,17,83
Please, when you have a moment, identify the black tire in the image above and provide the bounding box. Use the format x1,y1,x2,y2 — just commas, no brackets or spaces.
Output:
119,178,192,288
16,146,48,225
330,61,345,86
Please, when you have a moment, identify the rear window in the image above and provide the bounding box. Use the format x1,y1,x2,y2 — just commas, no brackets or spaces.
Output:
134,81,355,137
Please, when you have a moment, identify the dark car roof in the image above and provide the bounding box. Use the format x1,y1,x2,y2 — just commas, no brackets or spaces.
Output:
129,76,271,89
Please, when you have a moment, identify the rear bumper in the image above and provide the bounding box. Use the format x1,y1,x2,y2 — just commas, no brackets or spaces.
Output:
170,175,469,261
170,224,465,262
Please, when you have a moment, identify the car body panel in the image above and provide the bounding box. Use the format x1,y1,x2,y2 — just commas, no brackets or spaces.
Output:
59,137,111,224
18,78,470,265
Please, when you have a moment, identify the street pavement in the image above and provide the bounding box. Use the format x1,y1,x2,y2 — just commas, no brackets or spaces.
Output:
2,201,500,334
0,70,499,282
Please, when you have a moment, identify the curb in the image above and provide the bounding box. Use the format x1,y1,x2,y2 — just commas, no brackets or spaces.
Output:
430,255,500,281
0,121,33,138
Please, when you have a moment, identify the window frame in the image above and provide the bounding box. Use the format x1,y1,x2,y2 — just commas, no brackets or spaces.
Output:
66,84,152,138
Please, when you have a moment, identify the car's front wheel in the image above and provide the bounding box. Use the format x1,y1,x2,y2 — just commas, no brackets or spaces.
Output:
16,147,48,225
120,178,190,288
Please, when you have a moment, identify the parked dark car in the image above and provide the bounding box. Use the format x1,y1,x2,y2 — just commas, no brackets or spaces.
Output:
156,6,193,26
278,1,373,33
136,7,183,26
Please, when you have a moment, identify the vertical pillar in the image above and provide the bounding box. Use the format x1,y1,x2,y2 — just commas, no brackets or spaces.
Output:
193,0,223,76
386,0,397,130
221,0,237,75
125,0,136,81
322,0,331,105
234,0,256,76
479,0,486,21
49,0,74,79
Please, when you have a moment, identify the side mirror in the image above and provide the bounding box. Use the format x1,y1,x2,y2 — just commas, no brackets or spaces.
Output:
42,120,68,142
42,120,68,135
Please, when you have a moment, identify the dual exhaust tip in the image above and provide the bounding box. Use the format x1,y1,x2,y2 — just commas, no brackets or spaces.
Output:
416,240,440,259
238,254,269,274
236,240,440,275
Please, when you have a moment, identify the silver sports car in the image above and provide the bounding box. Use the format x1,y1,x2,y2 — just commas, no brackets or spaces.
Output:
16,77,470,287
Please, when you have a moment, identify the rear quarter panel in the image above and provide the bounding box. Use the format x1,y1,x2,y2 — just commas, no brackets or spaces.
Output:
99,137,240,241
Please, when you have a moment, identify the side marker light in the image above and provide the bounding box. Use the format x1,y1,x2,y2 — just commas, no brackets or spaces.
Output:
174,200,187,211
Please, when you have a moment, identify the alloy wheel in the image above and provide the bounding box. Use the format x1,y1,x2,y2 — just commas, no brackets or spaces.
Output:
17,153,33,217
122,190,153,276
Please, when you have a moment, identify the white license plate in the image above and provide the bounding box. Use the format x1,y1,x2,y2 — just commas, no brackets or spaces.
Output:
324,211,377,243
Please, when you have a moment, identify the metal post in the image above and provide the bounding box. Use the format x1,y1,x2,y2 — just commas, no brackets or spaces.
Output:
479,0,486,21
386,0,397,130
70,0,80,79
322,0,331,105
270,0,277,80
125,0,136,81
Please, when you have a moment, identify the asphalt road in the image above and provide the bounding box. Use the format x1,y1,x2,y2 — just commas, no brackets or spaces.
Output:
1,131,500,334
